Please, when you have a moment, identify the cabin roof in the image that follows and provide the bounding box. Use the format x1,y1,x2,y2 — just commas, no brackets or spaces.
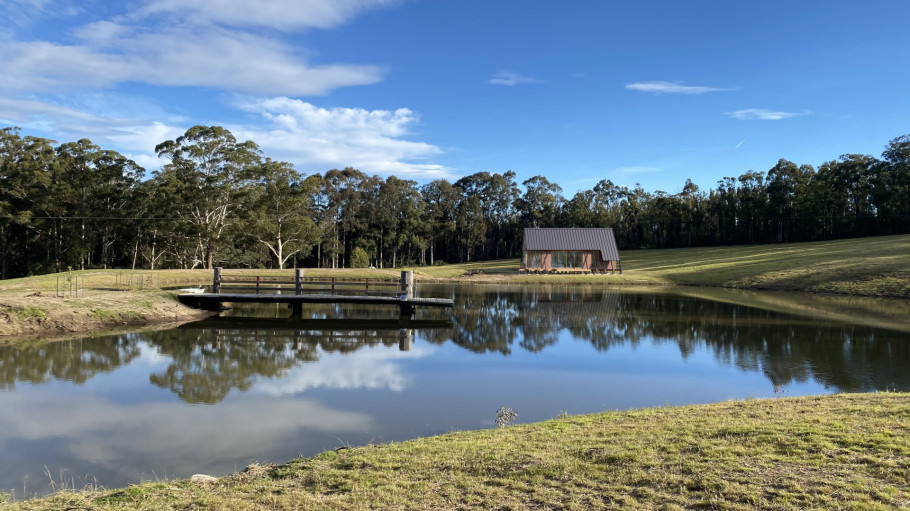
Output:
523,228,620,261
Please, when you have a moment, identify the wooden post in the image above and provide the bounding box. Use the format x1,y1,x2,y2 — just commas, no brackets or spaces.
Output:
399,270,415,319
213,267,222,294
295,268,303,295
400,270,414,299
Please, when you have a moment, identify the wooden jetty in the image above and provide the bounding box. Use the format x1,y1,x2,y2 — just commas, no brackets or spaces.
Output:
178,268,453,319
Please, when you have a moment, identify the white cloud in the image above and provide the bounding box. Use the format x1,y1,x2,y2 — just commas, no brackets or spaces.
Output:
138,0,393,31
233,96,450,177
726,108,802,121
0,93,451,177
625,81,728,94
0,94,183,169
489,70,542,86
0,25,384,96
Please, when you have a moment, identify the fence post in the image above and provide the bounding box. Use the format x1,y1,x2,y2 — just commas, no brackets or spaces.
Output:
213,267,222,294
295,268,303,295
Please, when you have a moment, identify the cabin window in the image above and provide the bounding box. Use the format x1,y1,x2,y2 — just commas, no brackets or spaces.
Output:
525,251,545,268
551,250,584,268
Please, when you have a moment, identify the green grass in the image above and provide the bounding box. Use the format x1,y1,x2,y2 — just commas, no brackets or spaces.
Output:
418,234,910,298
11,393,910,510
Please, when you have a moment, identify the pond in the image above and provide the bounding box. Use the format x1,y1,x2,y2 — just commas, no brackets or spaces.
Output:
2,284,909,498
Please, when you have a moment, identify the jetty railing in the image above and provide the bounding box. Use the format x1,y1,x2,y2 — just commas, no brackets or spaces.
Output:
213,268,415,299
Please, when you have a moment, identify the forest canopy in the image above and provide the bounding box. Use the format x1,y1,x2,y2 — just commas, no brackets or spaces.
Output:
2,125,909,279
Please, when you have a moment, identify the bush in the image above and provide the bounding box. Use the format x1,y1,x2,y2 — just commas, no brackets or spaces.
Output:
350,247,370,268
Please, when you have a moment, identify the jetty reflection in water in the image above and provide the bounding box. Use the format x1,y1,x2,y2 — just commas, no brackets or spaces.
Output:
1,285,909,498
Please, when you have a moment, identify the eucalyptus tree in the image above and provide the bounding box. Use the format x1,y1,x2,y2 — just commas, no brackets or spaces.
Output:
455,171,519,259
873,134,910,233
735,170,767,243
321,167,376,268
709,177,739,244
766,159,812,243
825,154,877,236
154,125,261,269
515,175,563,228
0,128,57,276
240,160,321,269
420,179,461,264
54,139,144,269
371,176,424,267
617,184,648,249
456,195,486,261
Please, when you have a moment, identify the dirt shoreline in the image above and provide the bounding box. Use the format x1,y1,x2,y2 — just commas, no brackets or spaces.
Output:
0,289,216,344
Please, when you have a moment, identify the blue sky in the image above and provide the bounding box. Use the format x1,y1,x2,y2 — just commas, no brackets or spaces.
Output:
2,0,909,194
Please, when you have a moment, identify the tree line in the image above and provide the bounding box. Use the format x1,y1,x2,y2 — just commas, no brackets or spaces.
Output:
2,124,909,278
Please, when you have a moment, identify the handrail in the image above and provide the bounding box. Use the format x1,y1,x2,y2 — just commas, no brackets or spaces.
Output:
212,268,414,297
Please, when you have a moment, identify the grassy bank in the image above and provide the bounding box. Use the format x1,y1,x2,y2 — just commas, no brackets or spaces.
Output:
8,393,909,510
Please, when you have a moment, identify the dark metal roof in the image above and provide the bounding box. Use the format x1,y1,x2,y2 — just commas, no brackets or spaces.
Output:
523,228,620,261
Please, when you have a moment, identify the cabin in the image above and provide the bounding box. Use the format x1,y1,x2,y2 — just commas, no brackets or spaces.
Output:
521,227,622,274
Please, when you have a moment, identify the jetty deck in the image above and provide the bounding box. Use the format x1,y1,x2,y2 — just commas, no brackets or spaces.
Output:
178,268,454,318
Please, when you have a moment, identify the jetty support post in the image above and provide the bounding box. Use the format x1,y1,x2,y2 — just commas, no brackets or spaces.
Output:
213,267,222,294
295,268,303,295
399,270,415,319
400,270,414,299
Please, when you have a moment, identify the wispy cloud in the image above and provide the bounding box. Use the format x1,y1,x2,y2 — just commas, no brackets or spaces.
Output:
137,0,392,31
726,108,802,121
0,94,184,169
0,1,391,96
625,81,728,95
488,70,542,86
0,25,385,95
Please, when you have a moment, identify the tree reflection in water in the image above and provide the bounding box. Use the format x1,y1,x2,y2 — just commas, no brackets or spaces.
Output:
2,287,908,400
0,335,139,389
421,285,910,393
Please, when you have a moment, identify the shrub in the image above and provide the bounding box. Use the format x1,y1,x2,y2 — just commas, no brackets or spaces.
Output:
350,247,370,268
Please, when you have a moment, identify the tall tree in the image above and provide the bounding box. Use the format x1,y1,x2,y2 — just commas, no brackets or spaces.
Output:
420,179,461,265
240,160,321,269
515,175,563,228
154,126,261,269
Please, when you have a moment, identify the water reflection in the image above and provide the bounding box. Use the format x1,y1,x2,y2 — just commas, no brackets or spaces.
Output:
2,286,910,498
0,336,139,389
1,287,908,397
420,285,910,392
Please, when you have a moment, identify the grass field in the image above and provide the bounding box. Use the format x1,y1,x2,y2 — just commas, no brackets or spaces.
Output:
418,234,910,298
8,393,910,510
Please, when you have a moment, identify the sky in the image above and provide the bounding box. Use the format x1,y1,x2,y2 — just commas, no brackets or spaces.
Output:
1,0,909,195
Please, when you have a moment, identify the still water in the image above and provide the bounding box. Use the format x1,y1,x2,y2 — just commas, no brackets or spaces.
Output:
2,284,909,498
